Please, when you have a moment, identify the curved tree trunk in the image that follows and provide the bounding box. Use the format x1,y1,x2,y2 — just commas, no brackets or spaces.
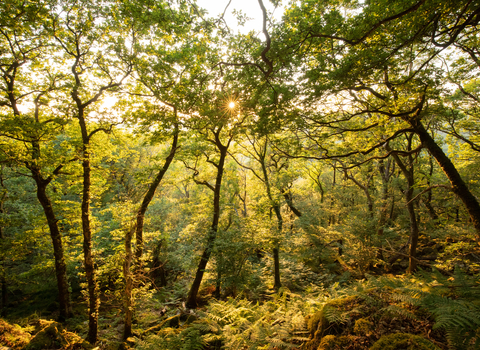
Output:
124,124,179,339
412,121,480,235
186,129,230,309
31,135,71,320
33,176,71,321
3,83,71,321
404,184,419,273
134,122,179,266
343,170,374,218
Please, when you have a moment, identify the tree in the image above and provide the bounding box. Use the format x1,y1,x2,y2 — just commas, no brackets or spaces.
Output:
0,0,72,320
234,134,287,290
120,0,209,335
49,0,132,341
386,134,421,272
183,89,245,309
279,0,480,237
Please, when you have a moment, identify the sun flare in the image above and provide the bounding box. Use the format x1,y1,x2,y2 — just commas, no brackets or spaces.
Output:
221,94,240,116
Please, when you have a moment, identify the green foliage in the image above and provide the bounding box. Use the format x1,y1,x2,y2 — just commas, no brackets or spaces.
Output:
369,333,440,350
137,327,206,350
1,1,480,349
139,291,311,350
360,270,480,350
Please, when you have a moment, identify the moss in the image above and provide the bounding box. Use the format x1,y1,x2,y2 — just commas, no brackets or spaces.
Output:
103,341,124,350
369,333,441,350
307,311,326,337
24,320,92,350
24,321,67,350
327,295,359,309
353,318,373,336
318,335,352,350
307,295,361,338
0,319,31,350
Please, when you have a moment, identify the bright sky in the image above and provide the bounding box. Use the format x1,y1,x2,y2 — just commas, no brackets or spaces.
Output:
196,0,283,34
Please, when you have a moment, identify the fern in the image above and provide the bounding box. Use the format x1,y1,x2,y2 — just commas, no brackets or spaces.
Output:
181,328,206,350
192,291,309,349
322,305,350,325
360,269,480,350
380,304,418,320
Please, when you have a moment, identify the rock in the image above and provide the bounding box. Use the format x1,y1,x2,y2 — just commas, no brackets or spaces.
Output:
24,321,66,350
24,319,92,350
318,335,352,350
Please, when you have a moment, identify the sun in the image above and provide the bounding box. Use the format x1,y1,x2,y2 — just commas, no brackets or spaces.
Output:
221,94,240,116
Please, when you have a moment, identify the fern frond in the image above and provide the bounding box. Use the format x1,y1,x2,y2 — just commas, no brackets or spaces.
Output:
322,305,349,324
381,304,418,320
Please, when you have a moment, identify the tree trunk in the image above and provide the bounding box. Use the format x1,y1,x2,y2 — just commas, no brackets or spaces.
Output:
151,240,167,287
412,121,480,236
260,148,283,291
424,156,439,220
186,131,229,309
123,122,179,338
0,170,6,314
344,170,374,218
282,189,302,217
387,137,419,273
77,113,99,344
27,134,71,321
377,158,394,229
405,185,419,273
272,205,283,290
135,122,179,266
33,176,71,321
123,225,135,340
5,97,71,320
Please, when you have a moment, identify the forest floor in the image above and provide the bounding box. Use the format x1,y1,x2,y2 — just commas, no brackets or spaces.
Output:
1,234,480,350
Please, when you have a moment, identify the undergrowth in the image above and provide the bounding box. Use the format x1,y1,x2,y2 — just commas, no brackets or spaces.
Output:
137,289,312,350
135,268,479,350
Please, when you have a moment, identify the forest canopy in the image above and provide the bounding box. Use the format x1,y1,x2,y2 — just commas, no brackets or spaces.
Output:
1,0,480,349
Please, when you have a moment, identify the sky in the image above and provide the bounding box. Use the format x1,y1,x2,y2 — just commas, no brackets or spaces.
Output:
195,0,284,34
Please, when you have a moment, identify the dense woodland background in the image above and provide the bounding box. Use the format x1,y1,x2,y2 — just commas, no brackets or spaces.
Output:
1,0,480,349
